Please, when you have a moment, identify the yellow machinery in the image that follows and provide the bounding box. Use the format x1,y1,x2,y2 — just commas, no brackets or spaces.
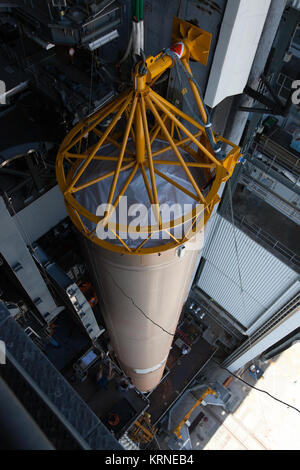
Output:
173,387,217,440
56,17,241,254
129,413,158,446
56,18,242,392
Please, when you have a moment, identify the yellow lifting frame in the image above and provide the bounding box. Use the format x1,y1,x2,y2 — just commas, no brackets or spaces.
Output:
56,18,242,255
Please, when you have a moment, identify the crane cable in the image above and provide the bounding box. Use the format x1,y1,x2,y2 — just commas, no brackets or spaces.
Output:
162,48,223,156
213,360,300,415
225,179,300,422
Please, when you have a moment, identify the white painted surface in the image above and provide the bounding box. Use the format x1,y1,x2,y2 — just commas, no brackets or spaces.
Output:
204,344,300,449
14,185,67,242
205,0,271,108
227,306,300,373
134,354,169,374
0,198,61,321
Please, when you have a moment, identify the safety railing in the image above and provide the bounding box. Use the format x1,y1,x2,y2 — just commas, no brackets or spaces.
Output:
232,213,300,271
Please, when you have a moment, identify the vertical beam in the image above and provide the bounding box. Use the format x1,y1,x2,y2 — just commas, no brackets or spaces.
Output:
135,101,146,164
140,95,161,225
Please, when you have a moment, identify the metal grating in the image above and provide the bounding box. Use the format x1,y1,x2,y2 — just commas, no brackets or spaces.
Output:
0,302,122,450
229,213,300,272
241,172,300,225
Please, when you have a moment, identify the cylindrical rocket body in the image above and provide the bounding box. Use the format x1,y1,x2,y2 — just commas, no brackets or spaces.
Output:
83,237,201,392
56,85,238,393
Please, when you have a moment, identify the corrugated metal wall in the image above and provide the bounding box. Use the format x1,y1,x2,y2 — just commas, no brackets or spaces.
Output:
197,214,299,332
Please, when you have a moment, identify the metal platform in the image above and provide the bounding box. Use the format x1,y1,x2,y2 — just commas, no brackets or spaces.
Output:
0,301,122,450
146,337,216,425
63,359,149,440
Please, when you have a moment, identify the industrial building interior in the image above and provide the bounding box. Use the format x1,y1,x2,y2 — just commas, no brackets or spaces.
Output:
0,0,299,451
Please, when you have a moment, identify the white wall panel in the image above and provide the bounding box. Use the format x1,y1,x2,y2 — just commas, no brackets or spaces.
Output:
205,0,271,107
15,185,67,242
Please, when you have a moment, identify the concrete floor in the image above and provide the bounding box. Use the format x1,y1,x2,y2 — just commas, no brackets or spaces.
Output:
164,343,300,450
